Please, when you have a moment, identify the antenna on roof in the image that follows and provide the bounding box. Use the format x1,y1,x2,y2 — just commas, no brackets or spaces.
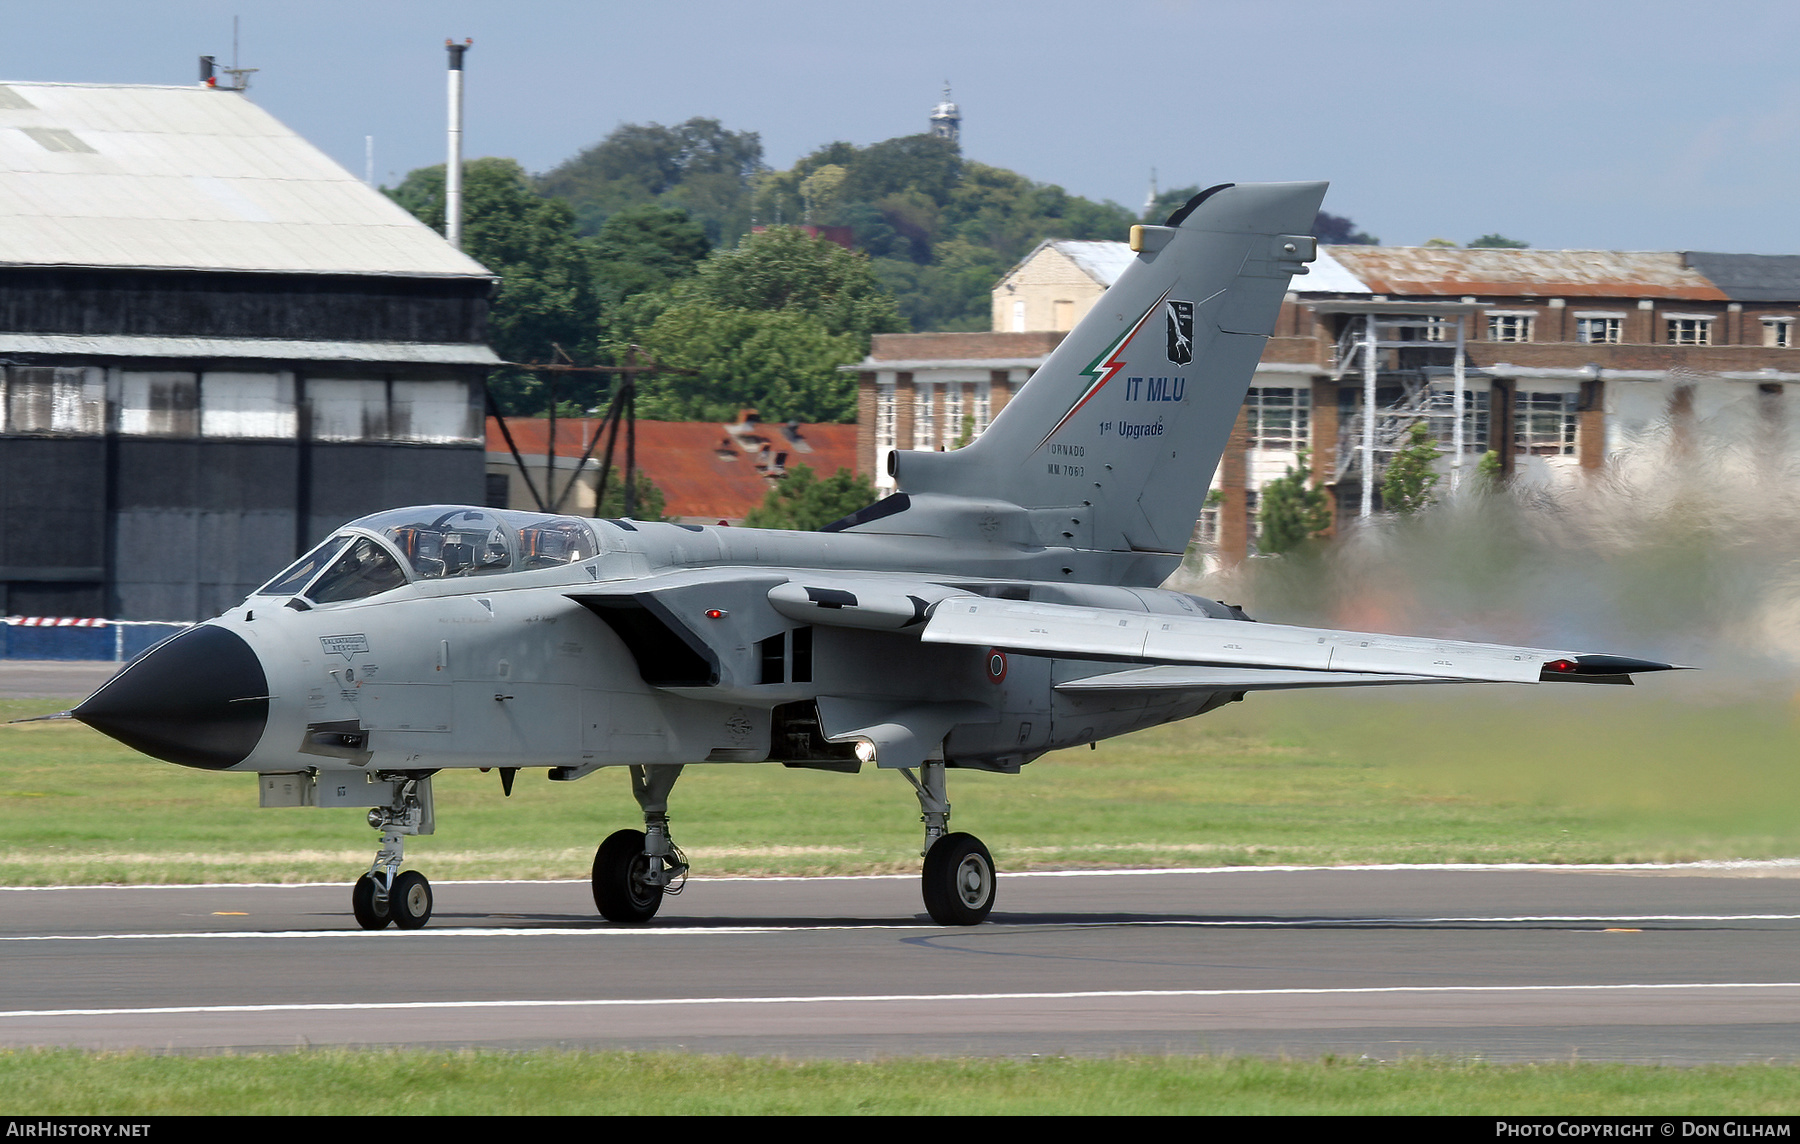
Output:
200,18,257,92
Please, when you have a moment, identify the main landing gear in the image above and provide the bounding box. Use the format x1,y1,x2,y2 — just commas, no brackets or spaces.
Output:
352,774,435,930
904,759,996,926
581,759,995,927
592,765,689,923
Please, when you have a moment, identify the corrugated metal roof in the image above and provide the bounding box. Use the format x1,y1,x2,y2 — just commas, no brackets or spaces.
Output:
1681,252,1800,302
1005,239,1369,294
0,81,491,279
487,418,860,522
0,332,501,365
1325,246,1727,300
1053,240,1137,286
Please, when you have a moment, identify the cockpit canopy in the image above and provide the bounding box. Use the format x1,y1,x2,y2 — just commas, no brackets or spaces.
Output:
254,506,606,604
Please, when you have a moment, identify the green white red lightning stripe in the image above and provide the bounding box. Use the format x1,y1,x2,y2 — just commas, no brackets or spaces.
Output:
1033,288,1173,454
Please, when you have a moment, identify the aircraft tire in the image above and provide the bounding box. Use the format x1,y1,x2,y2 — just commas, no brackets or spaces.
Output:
593,828,663,923
351,873,392,930
391,870,433,930
921,832,996,926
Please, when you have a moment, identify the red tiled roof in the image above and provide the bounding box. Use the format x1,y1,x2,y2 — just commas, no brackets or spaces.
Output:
486,417,860,522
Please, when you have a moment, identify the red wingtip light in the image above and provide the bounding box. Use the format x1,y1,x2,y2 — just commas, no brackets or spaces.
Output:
1546,658,1577,673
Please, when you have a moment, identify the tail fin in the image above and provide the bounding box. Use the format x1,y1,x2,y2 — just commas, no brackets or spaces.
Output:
887,181,1326,577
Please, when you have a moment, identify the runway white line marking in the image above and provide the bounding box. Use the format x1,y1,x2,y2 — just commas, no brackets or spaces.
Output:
3,858,1796,892
6,982,1800,1021
5,913,1798,942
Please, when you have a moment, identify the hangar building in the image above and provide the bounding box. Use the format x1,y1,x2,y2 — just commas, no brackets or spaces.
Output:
0,80,497,621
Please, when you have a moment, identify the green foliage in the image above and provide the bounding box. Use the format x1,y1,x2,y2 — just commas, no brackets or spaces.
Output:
536,118,764,244
1312,210,1379,245
1476,448,1503,489
592,466,668,521
1469,233,1530,249
591,204,711,313
741,464,878,531
387,158,602,415
1257,456,1332,555
1381,422,1442,513
626,227,901,422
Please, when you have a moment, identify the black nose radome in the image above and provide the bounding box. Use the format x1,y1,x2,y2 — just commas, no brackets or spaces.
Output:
73,625,269,770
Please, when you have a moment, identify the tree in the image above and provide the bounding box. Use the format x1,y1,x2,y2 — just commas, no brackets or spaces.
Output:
536,119,764,243
682,225,902,343
1382,422,1442,514
1312,211,1379,245
1256,455,1332,555
633,304,862,423
1469,233,1530,249
591,204,711,315
592,467,668,521
742,465,878,530
388,158,602,414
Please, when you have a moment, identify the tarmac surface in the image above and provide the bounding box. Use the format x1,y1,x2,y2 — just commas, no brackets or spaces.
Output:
2,866,1798,1062
5,661,1798,1062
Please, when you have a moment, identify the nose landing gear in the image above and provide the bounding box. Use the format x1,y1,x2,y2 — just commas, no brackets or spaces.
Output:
592,765,688,924
351,774,435,931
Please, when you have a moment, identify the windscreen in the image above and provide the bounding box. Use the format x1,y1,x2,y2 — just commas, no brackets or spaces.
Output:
255,534,352,596
307,537,409,603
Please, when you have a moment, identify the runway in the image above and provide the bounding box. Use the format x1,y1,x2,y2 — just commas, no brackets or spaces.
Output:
3,864,1799,1062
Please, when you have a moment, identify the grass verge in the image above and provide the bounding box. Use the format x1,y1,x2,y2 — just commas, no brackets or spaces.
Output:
3,1049,1799,1115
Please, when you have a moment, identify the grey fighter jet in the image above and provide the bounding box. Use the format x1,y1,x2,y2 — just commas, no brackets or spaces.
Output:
68,182,1675,929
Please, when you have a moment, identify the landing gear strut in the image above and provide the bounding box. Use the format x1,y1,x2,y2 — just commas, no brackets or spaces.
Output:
592,765,688,923
903,760,996,925
352,774,435,930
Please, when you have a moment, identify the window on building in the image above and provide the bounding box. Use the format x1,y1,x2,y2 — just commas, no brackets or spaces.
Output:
391,380,479,443
1665,316,1714,345
1244,387,1310,451
308,379,388,442
1576,314,1624,344
2,366,104,434
119,371,198,436
1763,317,1794,348
972,381,992,438
1011,300,1025,333
1487,312,1535,343
913,382,936,450
1425,386,1491,453
942,382,966,447
1514,391,1578,456
875,381,896,451
200,372,295,438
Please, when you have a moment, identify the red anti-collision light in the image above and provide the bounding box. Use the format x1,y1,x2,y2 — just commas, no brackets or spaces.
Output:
1546,659,1577,673
705,609,727,620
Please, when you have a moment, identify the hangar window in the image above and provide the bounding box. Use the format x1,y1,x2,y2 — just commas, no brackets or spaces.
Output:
201,372,295,438
308,379,388,441
119,372,198,436
2,366,104,434
307,537,409,603
390,380,479,443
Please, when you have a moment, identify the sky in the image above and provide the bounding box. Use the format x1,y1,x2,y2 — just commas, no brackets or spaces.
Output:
8,0,1800,253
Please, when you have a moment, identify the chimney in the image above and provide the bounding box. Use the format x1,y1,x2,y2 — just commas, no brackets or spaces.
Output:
445,39,472,250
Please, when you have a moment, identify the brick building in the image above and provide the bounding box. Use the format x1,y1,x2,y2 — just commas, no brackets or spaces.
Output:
854,241,1800,566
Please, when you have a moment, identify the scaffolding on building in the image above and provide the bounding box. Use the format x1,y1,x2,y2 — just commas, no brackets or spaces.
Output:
1313,300,1485,516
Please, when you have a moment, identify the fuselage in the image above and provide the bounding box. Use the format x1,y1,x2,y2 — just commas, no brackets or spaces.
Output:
74,505,1243,779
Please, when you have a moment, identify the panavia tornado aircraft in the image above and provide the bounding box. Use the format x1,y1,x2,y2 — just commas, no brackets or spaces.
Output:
67,181,1675,929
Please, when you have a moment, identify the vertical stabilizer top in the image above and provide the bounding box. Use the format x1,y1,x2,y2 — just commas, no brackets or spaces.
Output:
886,181,1325,578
